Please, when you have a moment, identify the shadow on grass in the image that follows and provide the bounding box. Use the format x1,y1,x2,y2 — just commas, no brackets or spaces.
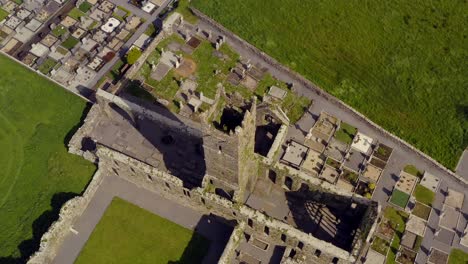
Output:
167,232,210,264
0,192,79,264
64,102,93,147
167,214,234,264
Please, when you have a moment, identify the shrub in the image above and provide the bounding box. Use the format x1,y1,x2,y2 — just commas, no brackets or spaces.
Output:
126,47,142,65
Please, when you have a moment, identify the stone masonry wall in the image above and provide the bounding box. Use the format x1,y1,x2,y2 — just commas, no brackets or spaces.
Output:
201,124,240,186
27,168,105,264
190,7,467,186
235,99,258,201
96,144,356,263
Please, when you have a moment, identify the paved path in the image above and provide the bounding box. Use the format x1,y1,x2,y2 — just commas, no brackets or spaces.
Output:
53,174,232,264
193,19,468,263
85,0,172,89
456,149,468,180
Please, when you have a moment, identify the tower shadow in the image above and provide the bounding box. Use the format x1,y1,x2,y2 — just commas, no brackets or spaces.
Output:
0,192,79,264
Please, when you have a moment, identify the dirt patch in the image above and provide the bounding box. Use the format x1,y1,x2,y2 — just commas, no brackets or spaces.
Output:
174,57,197,78
187,36,202,48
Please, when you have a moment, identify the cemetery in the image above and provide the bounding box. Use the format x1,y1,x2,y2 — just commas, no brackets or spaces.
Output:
130,18,311,129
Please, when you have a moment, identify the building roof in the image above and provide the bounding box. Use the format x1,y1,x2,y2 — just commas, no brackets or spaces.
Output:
364,249,386,264
142,2,156,13
268,85,287,100
362,164,382,182
406,215,426,237
445,188,464,209
101,17,120,33
282,141,308,167
5,16,22,29
400,231,417,249
420,171,440,192
14,26,34,43
25,18,42,32
301,148,324,175
351,132,373,154
30,42,49,57
395,171,418,194
133,33,151,49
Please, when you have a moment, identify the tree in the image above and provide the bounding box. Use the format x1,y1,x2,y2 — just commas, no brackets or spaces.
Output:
126,48,142,65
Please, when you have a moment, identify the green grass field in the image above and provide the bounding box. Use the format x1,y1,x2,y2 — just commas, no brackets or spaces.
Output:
0,54,96,261
413,184,435,206
37,58,58,75
75,197,210,264
403,164,424,178
335,122,358,145
62,37,79,50
449,249,468,264
0,7,9,21
78,2,92,13
68,7,85,20
390,189,410,208
192,0,468,169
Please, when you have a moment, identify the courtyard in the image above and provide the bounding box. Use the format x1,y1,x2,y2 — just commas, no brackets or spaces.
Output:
75,197,211,264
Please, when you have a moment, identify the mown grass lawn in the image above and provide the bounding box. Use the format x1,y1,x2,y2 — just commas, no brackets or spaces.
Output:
390,189,410,208
192,0,468,169
51,25,68,38
61,36,79,50
449,249,468,264
78,1,93,13
0,7,9,21
0,54,96,260
37,58,58,75
403,164,424,178
413,184,435,206
335,122,358,145
75,197,210,264
68,7,85,20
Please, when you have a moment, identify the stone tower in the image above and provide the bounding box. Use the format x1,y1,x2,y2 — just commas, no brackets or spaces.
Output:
201,98,258,202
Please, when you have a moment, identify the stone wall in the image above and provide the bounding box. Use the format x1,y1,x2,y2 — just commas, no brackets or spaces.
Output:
266,124,288,163
96,144,356,263
27,168,105,264
235,99,258,201
201,124,240,186
271,162,373,205
190,7,467,186
218,222,245,264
